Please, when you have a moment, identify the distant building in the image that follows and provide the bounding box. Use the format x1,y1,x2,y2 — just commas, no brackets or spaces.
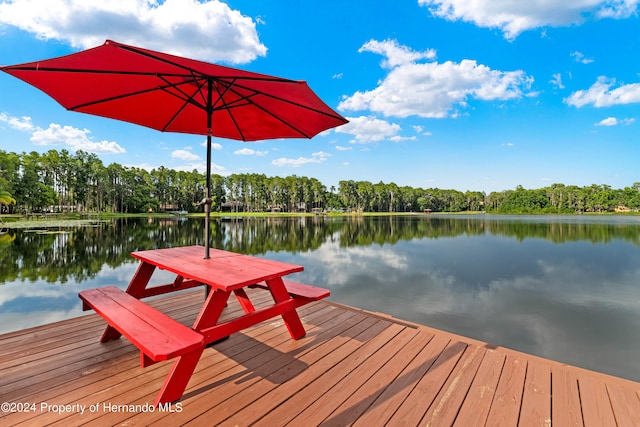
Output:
221,201,244,212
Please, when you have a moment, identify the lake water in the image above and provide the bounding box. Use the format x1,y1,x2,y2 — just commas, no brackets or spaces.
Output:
1,214,640,382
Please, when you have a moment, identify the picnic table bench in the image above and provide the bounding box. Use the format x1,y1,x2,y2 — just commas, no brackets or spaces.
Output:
79,286,205,367
251,279,330,301
79,246,329,405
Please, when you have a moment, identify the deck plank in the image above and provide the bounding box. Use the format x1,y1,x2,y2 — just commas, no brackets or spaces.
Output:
350,333,452,427
319,330,436,427
200,311,372,427
552,367,583,426
578,373,617,427
286,326,420,426
606,382,640,427
453,349,506,426
386,340,469,425
242,320,403,427
484,354,527,426
420,344,486,426
1,289,640,426
519,360,551,426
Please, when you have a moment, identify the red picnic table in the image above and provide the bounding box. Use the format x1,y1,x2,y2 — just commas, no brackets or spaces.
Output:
79,245,330,405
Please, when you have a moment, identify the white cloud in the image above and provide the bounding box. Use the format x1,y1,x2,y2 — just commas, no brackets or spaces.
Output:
565,76,640,107
335,116,402,143
335,145,352,151
30,123,125,154
339,39,532,119
389,135,417,142
597,117,618,126
171,161,226,175
595,117,636,126
550,73,565,89
0,113,36,131
235,148,253,155
571,51,595,64
419,0,640,39
413,125,433,136
171,149,200,161
125,162,157,171
3,113,126,155
597,0,640,18
0,0,266,64
359,39,436,68
272,151,331,167
234,147,268,156
200,140,223,150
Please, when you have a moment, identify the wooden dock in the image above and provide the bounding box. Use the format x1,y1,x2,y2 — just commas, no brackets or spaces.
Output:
1,288,639,426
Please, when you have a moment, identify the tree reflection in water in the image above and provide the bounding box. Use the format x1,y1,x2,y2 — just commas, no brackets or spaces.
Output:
3,215,640,285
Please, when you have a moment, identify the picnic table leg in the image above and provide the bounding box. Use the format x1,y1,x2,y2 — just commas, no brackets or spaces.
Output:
233,288,256,313
265,277,306,340
154,347,204,406
193,288,231,342
99,261,157,342
100,325,124,342
126,261,157,298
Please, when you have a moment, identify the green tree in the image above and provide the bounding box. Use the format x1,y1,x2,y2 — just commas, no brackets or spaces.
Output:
0,150,20,198
14,151,57,213
338,180,357,211
0,190,16,214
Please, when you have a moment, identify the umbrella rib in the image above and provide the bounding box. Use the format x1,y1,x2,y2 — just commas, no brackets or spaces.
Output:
211,79,247,140
190,70,210,108
157,73,208,109
210,80,255,112
4,65,188,78
5,62,300,86
252,104,312,138
157,75,209,132
66,77,204,111
215,81,319,138
219,79,346,123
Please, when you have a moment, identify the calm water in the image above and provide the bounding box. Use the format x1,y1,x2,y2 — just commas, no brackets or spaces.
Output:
1,214,640,381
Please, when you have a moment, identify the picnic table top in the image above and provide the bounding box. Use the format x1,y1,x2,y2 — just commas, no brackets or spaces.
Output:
131,245,304,291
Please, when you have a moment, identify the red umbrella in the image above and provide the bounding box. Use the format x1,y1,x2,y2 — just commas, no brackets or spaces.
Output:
2,40,348,257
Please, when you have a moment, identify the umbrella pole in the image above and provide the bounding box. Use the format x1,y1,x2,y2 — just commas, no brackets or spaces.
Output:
204,78,214,260
204,133,212,260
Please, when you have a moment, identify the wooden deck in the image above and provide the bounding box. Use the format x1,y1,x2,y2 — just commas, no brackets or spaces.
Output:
1,288,639,426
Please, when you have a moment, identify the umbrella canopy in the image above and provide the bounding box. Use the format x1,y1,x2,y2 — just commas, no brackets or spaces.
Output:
2,40,348,257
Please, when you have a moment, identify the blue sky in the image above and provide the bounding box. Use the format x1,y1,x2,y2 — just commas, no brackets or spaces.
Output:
0,0,639,193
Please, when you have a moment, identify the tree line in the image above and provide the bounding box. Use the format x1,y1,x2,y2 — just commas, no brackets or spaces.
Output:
1,149,639,215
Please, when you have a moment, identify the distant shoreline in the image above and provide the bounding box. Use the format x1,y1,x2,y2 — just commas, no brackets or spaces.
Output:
3,210,640,230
